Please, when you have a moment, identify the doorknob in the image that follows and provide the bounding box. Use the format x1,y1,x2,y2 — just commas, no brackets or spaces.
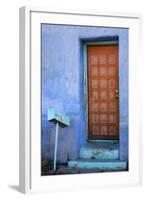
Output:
115,89,119,98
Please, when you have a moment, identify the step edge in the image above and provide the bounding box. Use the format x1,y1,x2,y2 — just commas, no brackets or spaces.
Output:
68,159,127,163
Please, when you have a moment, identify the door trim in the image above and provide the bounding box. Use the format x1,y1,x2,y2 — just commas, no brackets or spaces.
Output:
83,40,119,140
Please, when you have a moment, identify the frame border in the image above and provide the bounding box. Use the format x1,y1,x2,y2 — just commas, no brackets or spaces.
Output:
19,6,143,194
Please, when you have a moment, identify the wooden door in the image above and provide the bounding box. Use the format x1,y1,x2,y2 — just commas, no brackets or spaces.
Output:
87,45,119,139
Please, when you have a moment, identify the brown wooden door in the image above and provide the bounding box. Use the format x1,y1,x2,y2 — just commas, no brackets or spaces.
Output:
87,45,119,139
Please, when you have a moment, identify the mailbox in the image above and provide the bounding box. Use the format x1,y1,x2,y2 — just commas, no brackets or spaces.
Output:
47,107,70,171
48,108,70,127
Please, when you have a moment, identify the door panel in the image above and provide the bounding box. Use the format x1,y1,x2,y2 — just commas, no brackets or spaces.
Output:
87,45,119,139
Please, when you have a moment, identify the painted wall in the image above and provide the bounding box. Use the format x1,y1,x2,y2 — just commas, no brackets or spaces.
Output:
41,24,128,163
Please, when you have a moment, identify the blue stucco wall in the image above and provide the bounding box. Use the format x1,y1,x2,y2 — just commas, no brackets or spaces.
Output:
41,24,128,163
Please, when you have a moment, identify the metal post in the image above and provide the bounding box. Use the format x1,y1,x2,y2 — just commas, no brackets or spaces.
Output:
53,122,59,171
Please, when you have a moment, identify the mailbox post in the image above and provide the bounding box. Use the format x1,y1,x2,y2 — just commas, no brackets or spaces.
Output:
48,108,70,172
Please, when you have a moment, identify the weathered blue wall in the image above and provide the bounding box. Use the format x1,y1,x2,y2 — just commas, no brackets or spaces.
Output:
41,24,128,163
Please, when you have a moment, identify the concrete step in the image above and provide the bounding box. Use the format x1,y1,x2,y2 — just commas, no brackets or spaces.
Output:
80,141,119,160
55,166,126,174
68,159,127,171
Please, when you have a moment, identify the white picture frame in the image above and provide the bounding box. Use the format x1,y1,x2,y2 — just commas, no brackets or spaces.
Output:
19,6,142,194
